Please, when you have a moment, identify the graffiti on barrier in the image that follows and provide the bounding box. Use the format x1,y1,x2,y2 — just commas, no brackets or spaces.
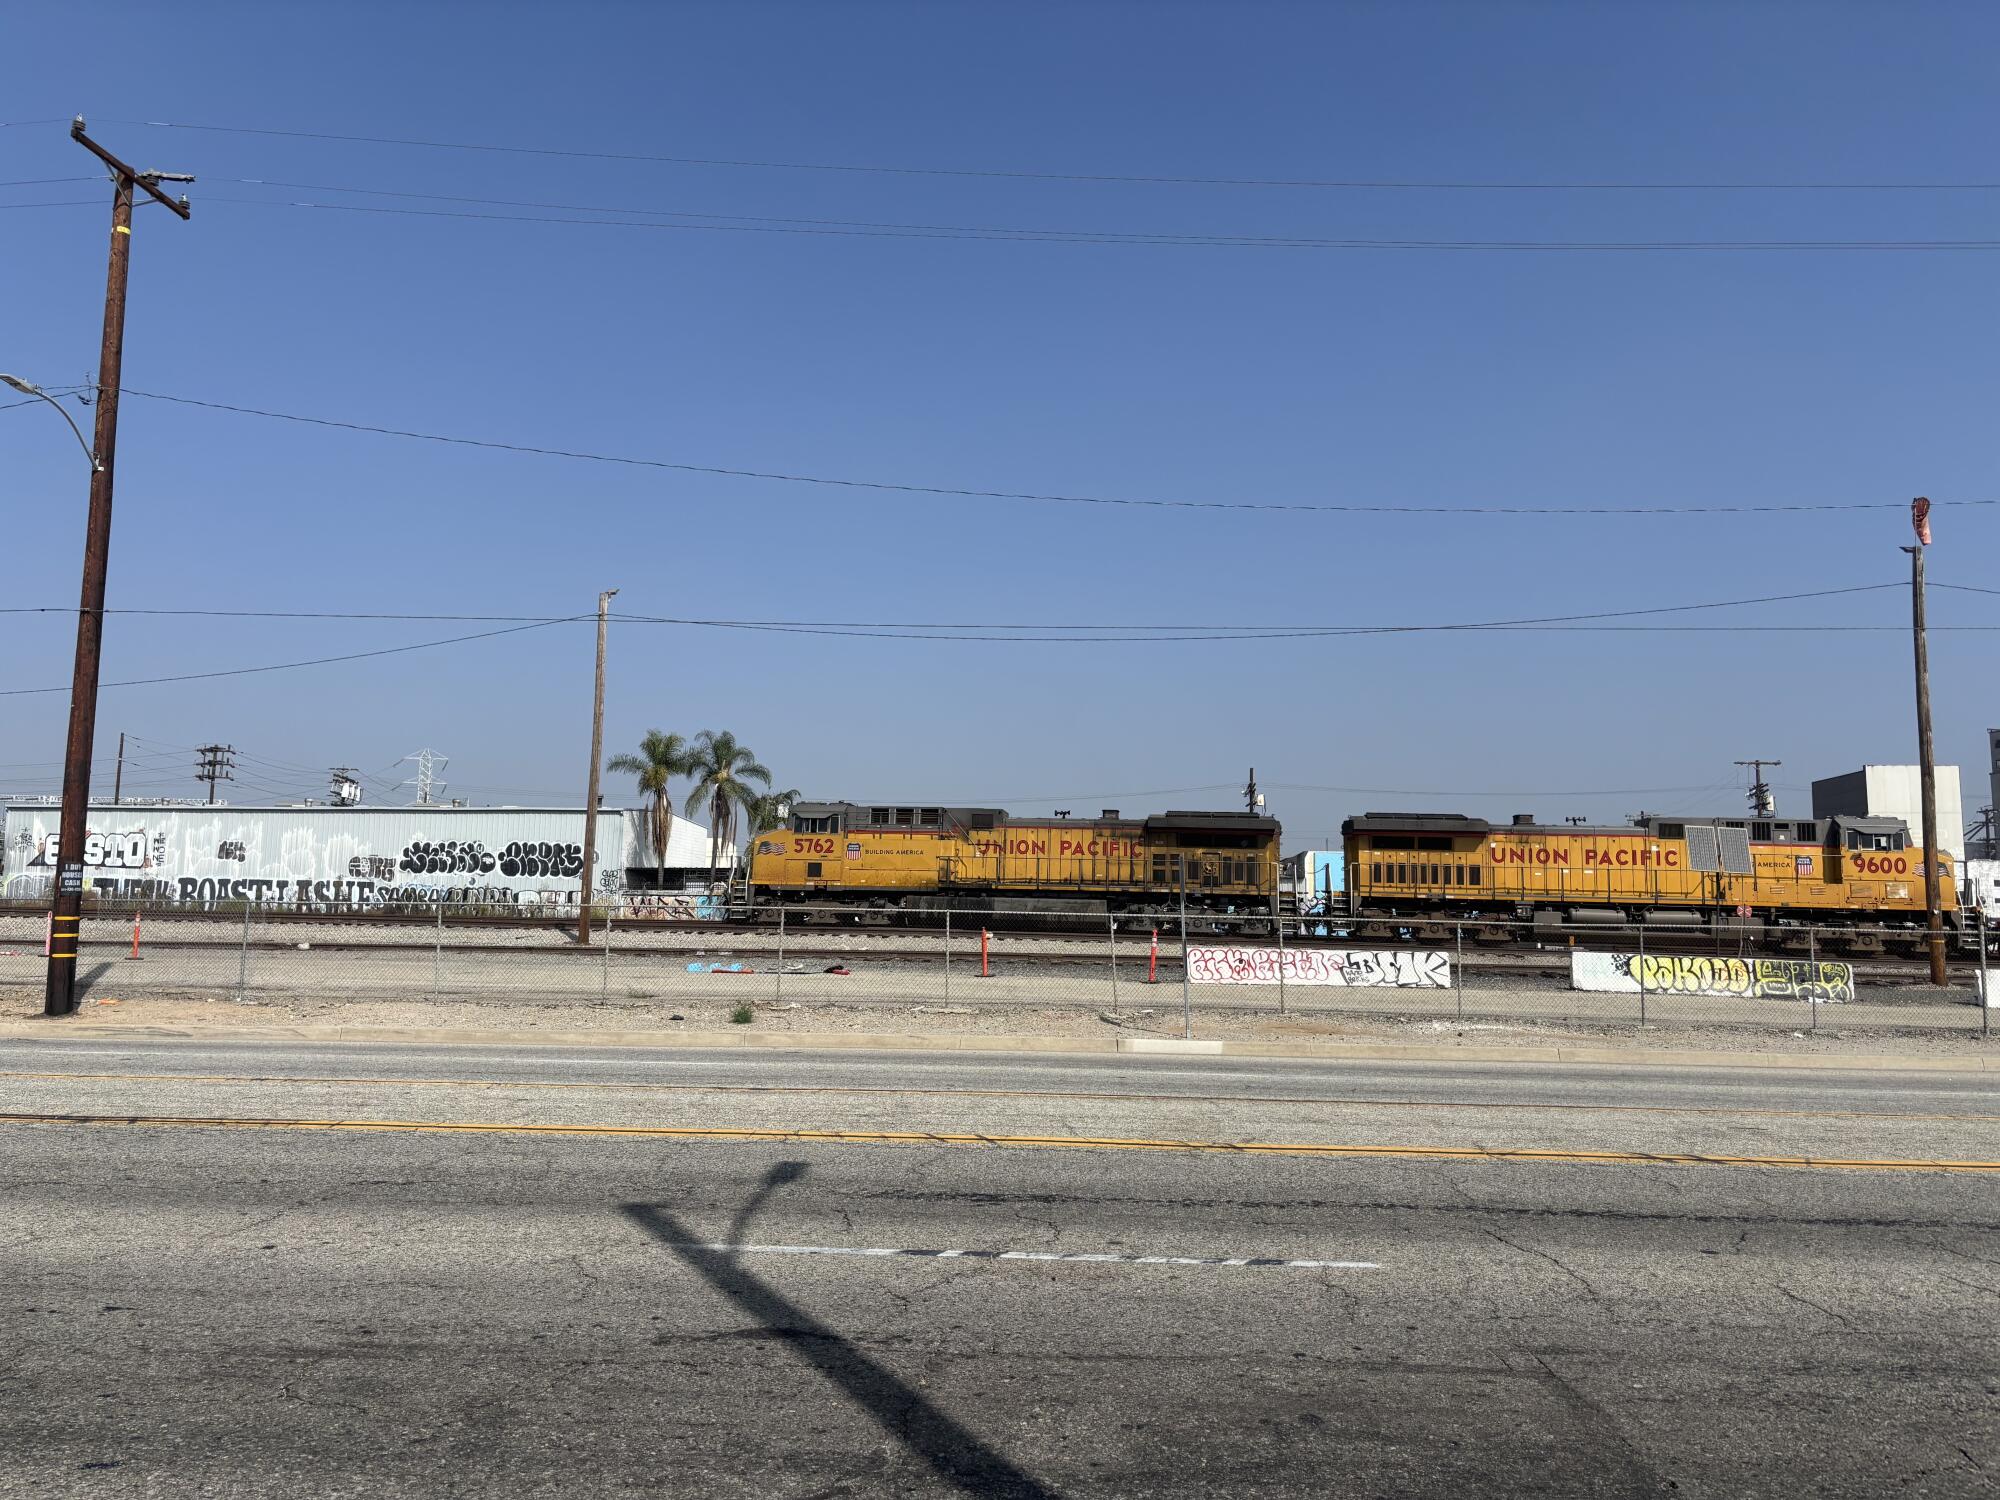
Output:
1571,951,1853,1003
1186,946,1450,988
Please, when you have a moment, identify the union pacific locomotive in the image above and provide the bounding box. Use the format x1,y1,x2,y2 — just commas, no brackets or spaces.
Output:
746,801,1279,917
1341,810,1958,936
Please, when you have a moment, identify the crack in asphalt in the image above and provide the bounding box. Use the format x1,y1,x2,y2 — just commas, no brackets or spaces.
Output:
1775,1285,1866,1332
1482,1228,1606,1302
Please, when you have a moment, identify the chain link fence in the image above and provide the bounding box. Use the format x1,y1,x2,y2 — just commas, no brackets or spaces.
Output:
1,899,1993,1036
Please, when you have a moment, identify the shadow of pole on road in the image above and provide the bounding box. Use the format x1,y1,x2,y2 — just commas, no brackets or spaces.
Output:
622,1162,1061,1498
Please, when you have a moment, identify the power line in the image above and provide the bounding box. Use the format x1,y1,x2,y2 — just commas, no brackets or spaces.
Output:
3,384,95,412
111,388,1999,518
0,583,1948,641
0,606,576,622
110,119,2000,192
4,583,1994,651
0,617,585,698
652,621,1990,639
613,584,1916,640
204,194,2000,252
0,583,1963,704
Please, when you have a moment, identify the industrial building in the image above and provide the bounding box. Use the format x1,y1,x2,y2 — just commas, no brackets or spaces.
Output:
1810,765,1965,866
0,803,734,906
1973,729,2000,860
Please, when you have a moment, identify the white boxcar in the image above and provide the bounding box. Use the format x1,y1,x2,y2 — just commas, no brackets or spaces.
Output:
1964,858,2000,924
1,804,630,907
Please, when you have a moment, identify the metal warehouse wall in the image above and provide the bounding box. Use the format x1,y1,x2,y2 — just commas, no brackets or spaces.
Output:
621,809,738,874
1,805,631,906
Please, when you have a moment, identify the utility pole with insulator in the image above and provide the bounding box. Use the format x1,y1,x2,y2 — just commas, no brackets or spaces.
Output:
195,744,235,804
1904,497,1948,986
577,588,617,945
1734,759,1781,816
43,117,193,1018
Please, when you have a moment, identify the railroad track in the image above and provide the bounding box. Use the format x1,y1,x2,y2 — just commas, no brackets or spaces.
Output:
1,906,1982,980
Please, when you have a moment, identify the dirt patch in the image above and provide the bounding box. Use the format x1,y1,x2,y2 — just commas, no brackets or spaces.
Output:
3,987,1992,1060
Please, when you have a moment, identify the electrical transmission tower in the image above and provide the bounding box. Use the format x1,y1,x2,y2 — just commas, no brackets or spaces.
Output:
194,744,235,804
398,749,449,806
1734,759,1781,816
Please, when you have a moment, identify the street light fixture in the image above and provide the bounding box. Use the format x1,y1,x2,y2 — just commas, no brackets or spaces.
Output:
1,374,101,471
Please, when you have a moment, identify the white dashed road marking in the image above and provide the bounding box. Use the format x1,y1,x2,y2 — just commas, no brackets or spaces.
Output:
670,1242,1378,1269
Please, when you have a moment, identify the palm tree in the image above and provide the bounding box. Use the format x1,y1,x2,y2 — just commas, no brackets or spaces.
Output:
681,729,771,882
748,788,802,838
741,787,803,872
607,730,690,891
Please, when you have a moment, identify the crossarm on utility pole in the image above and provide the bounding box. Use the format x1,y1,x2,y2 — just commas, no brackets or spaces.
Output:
70,118,193,218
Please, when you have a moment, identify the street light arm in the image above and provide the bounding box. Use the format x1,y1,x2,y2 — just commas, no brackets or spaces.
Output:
0,376,100,472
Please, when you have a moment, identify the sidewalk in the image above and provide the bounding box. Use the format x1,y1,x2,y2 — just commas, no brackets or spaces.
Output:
4,991,1994,1072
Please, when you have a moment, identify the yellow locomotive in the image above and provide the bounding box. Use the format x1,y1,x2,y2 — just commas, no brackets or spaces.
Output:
748,801,1279,916
1342,811,1957,933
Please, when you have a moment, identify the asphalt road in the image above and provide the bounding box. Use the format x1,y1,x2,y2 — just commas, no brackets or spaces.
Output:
3,1037,1996,1498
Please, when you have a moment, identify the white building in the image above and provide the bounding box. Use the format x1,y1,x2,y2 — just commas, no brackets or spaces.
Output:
1811,765,1964,866
2,802,736,906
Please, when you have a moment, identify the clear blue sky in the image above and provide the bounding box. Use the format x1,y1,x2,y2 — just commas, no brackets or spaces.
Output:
4,1,1995,849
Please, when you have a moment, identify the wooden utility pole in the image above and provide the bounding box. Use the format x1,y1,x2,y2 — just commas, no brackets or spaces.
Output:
577,588,617,944
195,744,235,803
112,732,125,806
1733,759,1782,815
44,118,192,1019
1905,507,1948,986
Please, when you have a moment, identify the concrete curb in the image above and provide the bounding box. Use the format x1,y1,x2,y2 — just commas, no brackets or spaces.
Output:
1118,1037,1226,1055
0,1019,1991,1073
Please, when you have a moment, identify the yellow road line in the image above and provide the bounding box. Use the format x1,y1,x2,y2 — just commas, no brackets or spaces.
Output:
4,1070,1993,1124
1,1110,1996,1171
